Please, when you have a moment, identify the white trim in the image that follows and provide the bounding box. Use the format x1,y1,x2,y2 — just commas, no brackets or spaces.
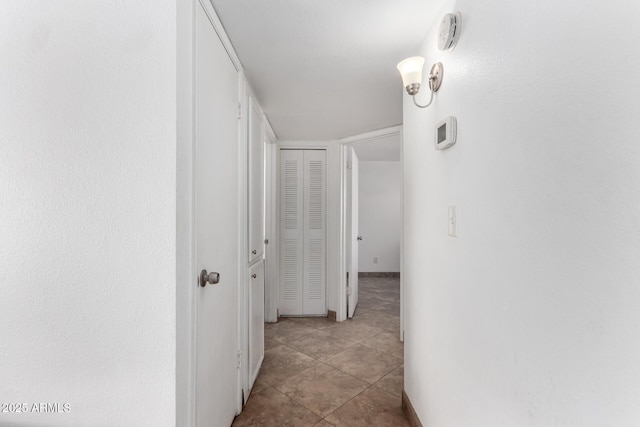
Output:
264,115,278,143
176,0,196,424
338,145,348,322
264,134,278,322
236,74,249,410
197,0,242,72
246,85,265,123
338,125,402,145
277,141,337,149
336,125,404,322
399,129,405,342
251,354,264,385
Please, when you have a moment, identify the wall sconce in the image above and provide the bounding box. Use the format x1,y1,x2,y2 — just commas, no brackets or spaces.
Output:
396,57,443,108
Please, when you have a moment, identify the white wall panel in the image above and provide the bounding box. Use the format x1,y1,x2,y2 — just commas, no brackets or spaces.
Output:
358,161,402,272
403,1,640,426
0,2,176,425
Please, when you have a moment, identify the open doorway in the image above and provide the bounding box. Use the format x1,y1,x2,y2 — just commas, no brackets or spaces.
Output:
342,126,403,339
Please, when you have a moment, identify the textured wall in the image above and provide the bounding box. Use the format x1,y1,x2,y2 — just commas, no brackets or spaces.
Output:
0,2,176,425
403,0,640,425
358,161,401,272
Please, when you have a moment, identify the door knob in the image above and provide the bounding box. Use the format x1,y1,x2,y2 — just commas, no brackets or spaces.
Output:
251,274,257,279
357,236,363,241
199,269,220,287
252,249,257,255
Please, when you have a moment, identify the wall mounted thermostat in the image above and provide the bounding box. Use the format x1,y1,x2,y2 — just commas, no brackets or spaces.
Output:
438,12,461,51
435,116,457,150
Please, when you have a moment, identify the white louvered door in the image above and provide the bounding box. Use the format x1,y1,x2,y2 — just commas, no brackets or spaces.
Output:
279,150,304,315
279,150,326,316
303,151,326,315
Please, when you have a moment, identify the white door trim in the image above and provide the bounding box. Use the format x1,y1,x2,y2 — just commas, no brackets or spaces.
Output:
271,142,342,320
176,0,196,424
264,130,278,322
338,125,403,332
197,0,242,72
237,74,249,408
177,1,247,424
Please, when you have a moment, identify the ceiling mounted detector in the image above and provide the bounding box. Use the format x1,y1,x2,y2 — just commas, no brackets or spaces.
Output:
438,12,461,51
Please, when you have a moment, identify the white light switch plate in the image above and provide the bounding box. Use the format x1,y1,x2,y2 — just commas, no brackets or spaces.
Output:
448,205,458,237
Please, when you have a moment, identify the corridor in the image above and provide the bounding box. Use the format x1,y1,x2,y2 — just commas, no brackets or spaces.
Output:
233,277,408,426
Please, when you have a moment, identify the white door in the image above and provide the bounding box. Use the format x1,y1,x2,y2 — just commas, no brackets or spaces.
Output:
248,261,264,386
195,3,239,426
279,150,304,315
303,150,327,315
279,150,326,316
347,148,359,318
248,95,264,264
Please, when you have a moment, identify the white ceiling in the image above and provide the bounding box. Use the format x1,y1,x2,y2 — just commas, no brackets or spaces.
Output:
351,133,401,161
210,0,446,141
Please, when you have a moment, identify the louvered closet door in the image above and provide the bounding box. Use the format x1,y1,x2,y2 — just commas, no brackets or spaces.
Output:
302,150,326,315
279,149,326,316
279,150,304,315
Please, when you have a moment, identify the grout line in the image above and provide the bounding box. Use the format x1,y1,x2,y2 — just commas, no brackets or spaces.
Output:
321,384,375,421
357,339,404,360
315,359,370,386
254,279,402,425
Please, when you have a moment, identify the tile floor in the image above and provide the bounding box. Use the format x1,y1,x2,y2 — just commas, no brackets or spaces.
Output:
232,277,409,427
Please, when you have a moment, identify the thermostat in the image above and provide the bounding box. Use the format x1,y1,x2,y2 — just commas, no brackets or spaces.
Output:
435,116,457,150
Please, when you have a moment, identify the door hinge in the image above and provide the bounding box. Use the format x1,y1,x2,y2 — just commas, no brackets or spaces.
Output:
346,286,352,296
238,102,242,120
237,349,242,368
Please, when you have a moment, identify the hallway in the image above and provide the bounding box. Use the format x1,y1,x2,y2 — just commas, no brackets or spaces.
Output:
233,277,408,426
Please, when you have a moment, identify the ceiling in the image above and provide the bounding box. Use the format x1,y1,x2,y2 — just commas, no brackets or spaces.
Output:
351,133,401,161
210,0,446,141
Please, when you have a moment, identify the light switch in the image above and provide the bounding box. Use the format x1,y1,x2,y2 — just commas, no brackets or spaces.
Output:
448,205,458,237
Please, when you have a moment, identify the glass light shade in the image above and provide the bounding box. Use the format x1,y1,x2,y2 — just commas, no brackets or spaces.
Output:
397,56,425,87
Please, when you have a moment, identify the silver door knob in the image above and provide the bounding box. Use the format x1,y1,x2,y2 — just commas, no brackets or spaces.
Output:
357,236,363,241
199,269,220,287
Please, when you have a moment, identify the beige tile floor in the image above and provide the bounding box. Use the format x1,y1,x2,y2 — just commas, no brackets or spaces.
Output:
233,277,409,427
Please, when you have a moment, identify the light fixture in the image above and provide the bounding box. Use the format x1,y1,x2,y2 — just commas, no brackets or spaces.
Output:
396,57,443,109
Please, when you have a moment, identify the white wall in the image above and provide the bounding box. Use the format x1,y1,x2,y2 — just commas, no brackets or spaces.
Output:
358,161,401,272
403,1,640,426
1,2,176,426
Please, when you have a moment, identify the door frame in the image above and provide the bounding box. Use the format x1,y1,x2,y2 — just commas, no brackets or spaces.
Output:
264,125,278,322
344,146,359,318
267,142,342,320
176,0,246,425
338,126,404,339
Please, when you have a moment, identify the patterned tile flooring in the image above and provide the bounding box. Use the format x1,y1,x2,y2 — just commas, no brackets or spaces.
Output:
232,277,408,427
